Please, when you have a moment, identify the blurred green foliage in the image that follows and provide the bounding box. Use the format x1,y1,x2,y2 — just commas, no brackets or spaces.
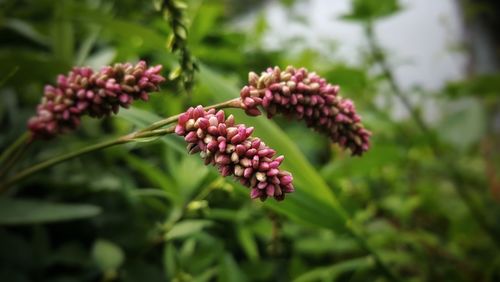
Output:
341,0,400,22
0,0,499,281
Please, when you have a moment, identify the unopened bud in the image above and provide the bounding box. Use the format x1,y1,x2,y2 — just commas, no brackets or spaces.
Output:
256,172,267,182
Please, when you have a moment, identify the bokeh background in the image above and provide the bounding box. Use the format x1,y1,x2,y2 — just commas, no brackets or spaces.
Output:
1,0,499,281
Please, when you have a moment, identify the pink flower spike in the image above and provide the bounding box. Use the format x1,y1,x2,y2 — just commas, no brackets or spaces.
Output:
240,66,371,156
176,105,294,202
28,61,166,139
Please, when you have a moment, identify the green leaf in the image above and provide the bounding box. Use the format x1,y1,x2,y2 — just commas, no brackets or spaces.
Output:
0,198,101,225
323,65,370,94
175,25,187,40
193,268,218,282
171,155,209,198
75,26,100,66
173,0,188,10
295,233,359,255
444,74,500,99
153,0,163,11
52,0,74,63
165,220,213,240
294,256,373,282
123,154,180,201
189,4,223,45
169,66,183,80
130,188,173,199
207,208,242,222
342,0,401,22
91,239,125,272
218,254,247,282
83,48,116,70
3,19,50,46
163,242,178,280
236,224,259,262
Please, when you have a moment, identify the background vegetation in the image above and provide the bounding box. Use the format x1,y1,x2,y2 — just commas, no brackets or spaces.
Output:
0,0,499,281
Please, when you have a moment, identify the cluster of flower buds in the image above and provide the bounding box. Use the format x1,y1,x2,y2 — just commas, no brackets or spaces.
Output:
240,66,371,156
28,61,165,139
175,106,294,201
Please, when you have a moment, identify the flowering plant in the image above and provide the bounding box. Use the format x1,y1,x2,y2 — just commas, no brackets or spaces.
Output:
1,64,370,203
28,61,164,139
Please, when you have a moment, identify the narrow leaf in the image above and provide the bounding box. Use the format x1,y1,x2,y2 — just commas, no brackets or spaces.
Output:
0,198,101,225
165,220,213,240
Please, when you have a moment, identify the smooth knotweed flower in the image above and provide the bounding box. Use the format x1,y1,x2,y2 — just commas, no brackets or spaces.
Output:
240,66,371,156
175,106,294,201
28,61,165,139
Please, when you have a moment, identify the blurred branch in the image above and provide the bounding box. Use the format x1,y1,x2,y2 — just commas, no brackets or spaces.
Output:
0,140,30,180
0,66,19,87
0,132,32,181
155,0,198,93
363,22,500,248
0,132,30,169
364,24,431,136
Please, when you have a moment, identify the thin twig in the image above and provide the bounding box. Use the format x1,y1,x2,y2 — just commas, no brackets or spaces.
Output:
0,137,127,192
0,132,30,168
0,137,31,180
364,24,431,136
138,98,241,132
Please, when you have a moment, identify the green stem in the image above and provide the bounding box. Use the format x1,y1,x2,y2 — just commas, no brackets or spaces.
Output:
0,98,242,191
0,137,127,192
139,98,241,132
0,138,30,180
0,132,30,168
0,127,175,192
0,66,20,87
364,23,431,136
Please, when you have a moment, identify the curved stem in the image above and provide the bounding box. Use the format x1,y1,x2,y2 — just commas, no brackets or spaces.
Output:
139,98,241,132
0,98,242,191
0,132,30,168
0,138,127,192
0,139,31,179
364,24,431,136
0,127,176,192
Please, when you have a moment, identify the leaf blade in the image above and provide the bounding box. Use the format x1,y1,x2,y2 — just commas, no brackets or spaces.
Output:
0,198,101,225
